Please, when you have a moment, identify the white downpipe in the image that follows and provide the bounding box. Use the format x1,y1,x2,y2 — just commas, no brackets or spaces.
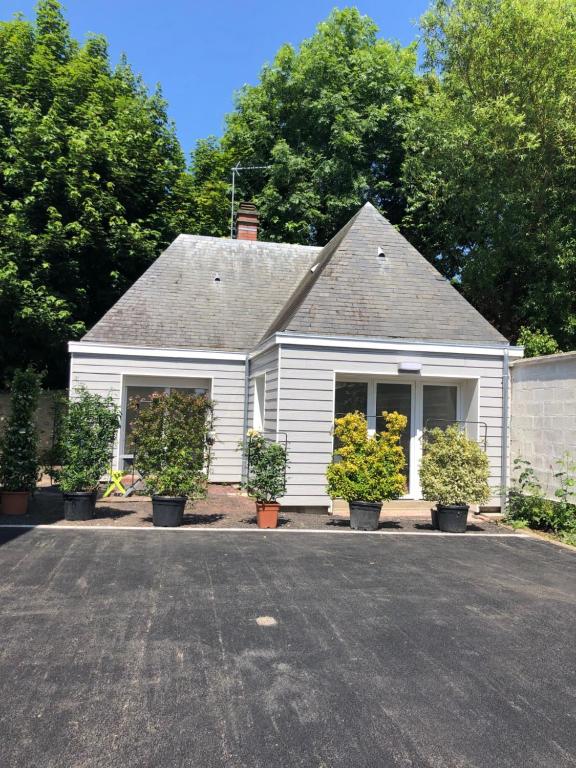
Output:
500,349,510,512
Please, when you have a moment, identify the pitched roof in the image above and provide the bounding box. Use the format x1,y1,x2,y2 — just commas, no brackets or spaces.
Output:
83,203,507,352
264,202,508,345
83,236,320,351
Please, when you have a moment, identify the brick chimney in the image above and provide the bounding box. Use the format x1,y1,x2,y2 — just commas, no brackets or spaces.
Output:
235,202,259,241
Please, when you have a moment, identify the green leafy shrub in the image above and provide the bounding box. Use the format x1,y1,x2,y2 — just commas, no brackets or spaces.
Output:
58,388,120,493
517,327,559,358
41,392,67,481
244,431,288,503
420,425,490,506
507,457,576,535
130,391,213,498
0,368,42,492
326,411,407,503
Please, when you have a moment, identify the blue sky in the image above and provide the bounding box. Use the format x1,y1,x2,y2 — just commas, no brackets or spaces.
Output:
5,1,429,158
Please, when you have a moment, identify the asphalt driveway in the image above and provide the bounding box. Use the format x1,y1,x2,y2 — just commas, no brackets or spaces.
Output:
0,529,574,768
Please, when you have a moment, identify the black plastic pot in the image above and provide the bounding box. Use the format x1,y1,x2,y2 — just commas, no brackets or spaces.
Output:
63,491,97,521
152,496,186,527
437,504,469,533
349,500,382,531
431,507,439,530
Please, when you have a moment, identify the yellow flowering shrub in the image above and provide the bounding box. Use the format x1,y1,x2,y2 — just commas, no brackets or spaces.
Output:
326,410,407,503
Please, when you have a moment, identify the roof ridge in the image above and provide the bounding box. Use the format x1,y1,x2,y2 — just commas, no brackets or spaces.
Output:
261,205,367,340
175,233,321,252
263,201,508,345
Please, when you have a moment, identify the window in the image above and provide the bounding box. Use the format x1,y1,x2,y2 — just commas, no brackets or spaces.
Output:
423,385,458,431
334,381,368,454
376,382,412,486
253,375,266,432
334,381,368,419
122,381,209,463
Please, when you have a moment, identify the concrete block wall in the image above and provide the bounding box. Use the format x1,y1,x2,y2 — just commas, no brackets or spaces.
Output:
510,352,576,498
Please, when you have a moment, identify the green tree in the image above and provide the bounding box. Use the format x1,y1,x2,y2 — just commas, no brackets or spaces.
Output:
190,8,418,244
0,1,187,386
402,0,576,348
517,326,559,358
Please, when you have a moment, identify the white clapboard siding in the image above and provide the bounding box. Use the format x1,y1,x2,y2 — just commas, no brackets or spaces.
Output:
278,344,505,508
70,352,246,482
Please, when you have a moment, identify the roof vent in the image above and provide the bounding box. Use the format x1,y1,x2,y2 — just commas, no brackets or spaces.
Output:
310,263,319,273
214,273,221,283
377,246,385,258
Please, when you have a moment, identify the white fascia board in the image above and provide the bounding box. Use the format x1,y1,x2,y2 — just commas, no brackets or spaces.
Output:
251,333,523,359
68,341,247,362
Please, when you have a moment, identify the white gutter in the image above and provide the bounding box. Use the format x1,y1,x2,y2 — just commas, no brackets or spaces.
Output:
249,333,524,359
68,341,246,362
241,354,250,484
500,348,510,512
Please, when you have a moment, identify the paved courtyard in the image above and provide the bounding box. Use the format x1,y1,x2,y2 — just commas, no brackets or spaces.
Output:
0,529,574,767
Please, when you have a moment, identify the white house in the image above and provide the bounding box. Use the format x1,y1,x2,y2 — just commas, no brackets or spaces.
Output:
69,202,523,510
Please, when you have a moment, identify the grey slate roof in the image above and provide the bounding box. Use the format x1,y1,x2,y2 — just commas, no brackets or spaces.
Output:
265,202,508,345
84,202,507,351
83,236,321,351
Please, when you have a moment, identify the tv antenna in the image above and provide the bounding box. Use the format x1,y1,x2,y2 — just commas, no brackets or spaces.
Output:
230,163,271,238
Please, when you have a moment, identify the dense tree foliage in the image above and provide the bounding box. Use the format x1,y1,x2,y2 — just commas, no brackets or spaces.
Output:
190,9,419,244
402,0,576,349
0,0,186,385
3,0,575,382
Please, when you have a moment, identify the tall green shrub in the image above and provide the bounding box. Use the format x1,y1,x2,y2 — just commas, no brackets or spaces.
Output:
130,391,213,498
244,431,288,504
326,411,407,503
58,388,120,493
420,425,490,506
0,368,42,491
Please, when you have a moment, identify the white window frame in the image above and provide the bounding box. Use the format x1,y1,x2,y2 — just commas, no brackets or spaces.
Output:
334,374,463,499
253,373,266,432
118,375,212,467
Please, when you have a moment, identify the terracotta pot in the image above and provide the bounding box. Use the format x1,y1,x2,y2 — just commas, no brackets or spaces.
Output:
1,491,30,516
256,501,280,529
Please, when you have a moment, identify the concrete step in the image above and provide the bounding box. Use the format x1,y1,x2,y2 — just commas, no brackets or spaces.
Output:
332,498,433,518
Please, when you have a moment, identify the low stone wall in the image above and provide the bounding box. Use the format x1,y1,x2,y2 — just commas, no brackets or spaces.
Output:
0,390,66,455
510,352,576,498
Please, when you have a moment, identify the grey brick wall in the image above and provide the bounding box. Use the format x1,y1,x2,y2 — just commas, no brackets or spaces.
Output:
510,353,576,498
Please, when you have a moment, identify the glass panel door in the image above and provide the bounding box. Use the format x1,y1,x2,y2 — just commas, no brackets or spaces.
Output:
376,383,412,488
334,381,368,419
423,385,458,432
334,381,368,454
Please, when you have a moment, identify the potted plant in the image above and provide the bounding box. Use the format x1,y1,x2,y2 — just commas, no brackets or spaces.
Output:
0,368,42,515
130,391,213,527
326,410,407,531
420,425,491,532
244,430,288,528
58,389,120,520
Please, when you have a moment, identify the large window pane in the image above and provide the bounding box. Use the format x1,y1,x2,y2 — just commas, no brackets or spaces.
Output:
423,386,457,431
334,381,368,455
376,383,411,488
334,381,368,419
124,386,165,454
123,384,209,457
